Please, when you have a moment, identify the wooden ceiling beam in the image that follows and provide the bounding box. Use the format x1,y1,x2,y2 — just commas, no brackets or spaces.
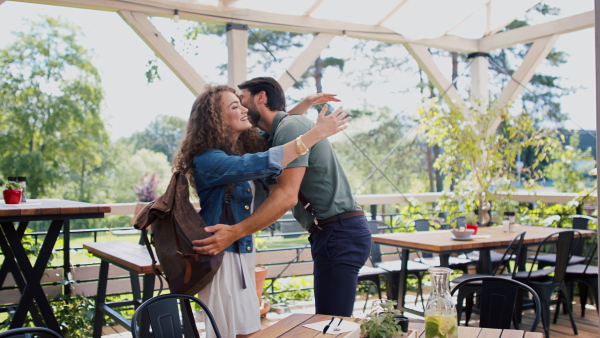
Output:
119,10,207,95
479,11,593,51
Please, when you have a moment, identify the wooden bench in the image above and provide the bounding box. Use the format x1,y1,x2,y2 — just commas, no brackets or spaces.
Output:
83,240,160,338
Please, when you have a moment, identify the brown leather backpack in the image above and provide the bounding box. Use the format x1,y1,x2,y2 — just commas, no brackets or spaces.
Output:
133,170,224,295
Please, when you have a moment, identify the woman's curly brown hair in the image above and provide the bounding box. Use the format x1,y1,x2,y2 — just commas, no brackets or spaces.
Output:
173,85,267,190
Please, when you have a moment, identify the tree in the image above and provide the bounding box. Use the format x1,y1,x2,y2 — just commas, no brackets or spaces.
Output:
0,16,110,198
546,132,595,192
418,99,562,222
121,115,187,162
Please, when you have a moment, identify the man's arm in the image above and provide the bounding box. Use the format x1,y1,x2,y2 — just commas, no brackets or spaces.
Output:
192,166,306,256
287,93,340,115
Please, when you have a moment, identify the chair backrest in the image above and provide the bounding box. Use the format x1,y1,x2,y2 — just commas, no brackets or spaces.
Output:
367,220,385,265
495,231,526,276
450,216,466,228
0,327,63,338
527,230,581,283
557,214,597,230
131,293,222,338
582,234,598,274
451,276,541,332
409,219,442,258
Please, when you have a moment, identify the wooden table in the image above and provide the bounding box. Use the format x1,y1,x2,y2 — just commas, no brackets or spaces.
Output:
372,225,596,315
0,199,111,334
251,313,543,337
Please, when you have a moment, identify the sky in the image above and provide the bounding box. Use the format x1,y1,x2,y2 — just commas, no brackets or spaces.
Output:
0,1,596,140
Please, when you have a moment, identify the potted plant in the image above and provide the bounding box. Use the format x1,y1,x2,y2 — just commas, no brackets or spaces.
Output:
3,181,22,204
464,213,479,234
360,299,409,338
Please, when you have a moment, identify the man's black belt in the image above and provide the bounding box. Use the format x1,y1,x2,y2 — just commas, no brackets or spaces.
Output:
307,211,365,233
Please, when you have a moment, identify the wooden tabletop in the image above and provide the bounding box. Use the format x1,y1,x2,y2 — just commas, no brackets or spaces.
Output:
371,225,596,253
251,313,543,337
0,199,111,217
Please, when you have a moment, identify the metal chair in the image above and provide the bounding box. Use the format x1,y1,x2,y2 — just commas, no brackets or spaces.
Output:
564,234,598,317
532,215,596,269
131,293,221,338
451,231,526,326
357,220,390,309
451,276,541,332
513,230,582,338
0,327,63,338
407,219,474,273
365,220,430,308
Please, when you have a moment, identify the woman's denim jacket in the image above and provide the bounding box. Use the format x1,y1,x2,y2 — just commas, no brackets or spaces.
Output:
192,146,284,253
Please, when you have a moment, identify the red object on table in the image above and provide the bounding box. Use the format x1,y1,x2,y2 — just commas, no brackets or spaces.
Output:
466,223,478,235
3,190,22,204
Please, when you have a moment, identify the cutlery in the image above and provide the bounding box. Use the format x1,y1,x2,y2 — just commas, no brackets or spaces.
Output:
333,317,344,331
322,316,335,334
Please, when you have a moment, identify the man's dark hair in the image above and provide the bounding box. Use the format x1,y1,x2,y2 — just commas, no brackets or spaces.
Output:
238,77,286,111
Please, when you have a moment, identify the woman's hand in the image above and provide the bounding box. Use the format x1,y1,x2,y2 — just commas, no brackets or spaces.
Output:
312,105,351,139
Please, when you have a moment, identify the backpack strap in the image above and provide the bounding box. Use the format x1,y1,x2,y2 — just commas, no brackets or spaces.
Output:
140,228,166,294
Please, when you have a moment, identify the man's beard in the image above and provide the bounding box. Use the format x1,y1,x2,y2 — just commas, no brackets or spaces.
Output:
247,109,261,125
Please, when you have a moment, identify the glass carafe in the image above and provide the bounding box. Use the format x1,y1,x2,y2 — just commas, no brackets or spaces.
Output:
424,267,458,338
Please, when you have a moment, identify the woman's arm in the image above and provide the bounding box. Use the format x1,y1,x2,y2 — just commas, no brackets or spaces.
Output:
287,93,340,116
280,104,348,166
194,105,350,187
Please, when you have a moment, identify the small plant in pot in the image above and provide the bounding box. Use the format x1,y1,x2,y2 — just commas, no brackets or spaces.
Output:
3,181,22,204
464,213,479,234
360,299,409,338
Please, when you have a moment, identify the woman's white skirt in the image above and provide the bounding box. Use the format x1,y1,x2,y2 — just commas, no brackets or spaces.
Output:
198,251,260,338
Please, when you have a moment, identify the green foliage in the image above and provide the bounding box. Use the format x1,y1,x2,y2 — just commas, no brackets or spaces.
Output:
4,181,21,190
264,276,314,305
334,108,425,195
120,115,187,162
360,299,405,338
546,132,595,192
418,99,562,212
50,295,95,338
0,16,110,199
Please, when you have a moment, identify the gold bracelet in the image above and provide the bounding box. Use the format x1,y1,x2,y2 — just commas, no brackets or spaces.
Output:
296,136,309,155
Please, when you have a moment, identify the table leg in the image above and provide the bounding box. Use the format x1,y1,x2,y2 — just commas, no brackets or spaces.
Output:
3,220,64,334
439,254,450,267
63,220,71,297
0,222,44,326
396,249,409,312
476,249,492,275
0,222,28,287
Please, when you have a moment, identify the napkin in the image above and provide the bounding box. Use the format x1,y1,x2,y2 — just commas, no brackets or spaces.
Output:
303,319,360,334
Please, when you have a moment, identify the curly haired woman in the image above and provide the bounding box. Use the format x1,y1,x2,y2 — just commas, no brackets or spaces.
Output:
172,85,348,338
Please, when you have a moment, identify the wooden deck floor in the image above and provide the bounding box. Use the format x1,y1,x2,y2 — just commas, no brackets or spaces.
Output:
102,291,599,337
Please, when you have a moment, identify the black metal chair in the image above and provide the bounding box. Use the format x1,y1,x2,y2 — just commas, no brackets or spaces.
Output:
564,234,598,317
512,230,582,338
408,219,473,273
365,220,430,308
0,327,63,338
357,220,391,309
532,215,596,269
451,276,541,332
451,231,526,326
131,293,221,338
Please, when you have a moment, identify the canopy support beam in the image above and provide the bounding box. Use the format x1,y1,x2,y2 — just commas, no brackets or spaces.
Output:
487,34,559,134
227,22,248,87
278,33,335,91
119,10,207,95
404,43,464,108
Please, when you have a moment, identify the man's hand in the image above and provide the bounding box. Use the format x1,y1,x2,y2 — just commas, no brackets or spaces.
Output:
192,224,239,256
